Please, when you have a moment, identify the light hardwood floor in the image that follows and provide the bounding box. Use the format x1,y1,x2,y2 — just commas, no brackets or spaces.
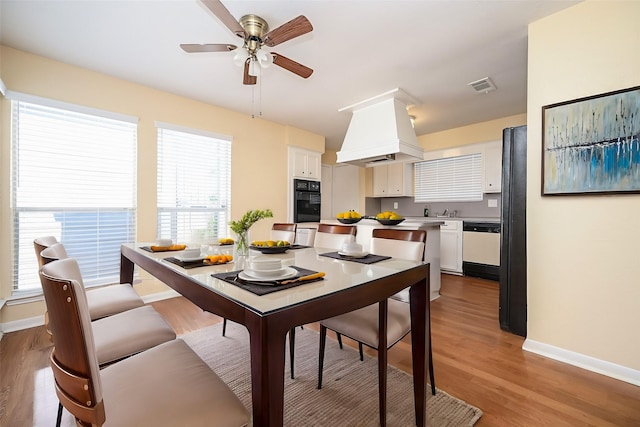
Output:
1,274,638,426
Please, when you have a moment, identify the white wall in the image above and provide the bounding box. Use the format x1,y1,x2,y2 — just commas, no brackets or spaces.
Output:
526,0,640,377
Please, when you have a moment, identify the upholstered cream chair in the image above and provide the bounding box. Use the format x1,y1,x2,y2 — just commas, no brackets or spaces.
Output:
270,222,297,244
40,246,177,366
313,223,357,249
40,258,249,427
34,236,144,320
317,228,435,426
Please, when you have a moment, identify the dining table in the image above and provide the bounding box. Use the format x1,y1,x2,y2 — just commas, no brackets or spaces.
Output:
120,243,431,427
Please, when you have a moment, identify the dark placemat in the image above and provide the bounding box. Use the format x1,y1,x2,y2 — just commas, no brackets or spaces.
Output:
289,244,310,250
211,266,324,296
320,251,391,264
164,256,214,269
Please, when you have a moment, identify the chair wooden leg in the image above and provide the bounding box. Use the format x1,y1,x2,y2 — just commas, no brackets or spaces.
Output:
378,300,389,427
336,332,343,349
359,342,364,361
317,324,328,389
289,327,296,379
429,326,436,395
56,402,63,427
222,318,227,336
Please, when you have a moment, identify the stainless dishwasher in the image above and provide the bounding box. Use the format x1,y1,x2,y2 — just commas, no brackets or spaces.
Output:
462,221,500,281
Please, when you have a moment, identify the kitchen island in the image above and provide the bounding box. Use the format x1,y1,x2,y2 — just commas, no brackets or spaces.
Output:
321,218,443,300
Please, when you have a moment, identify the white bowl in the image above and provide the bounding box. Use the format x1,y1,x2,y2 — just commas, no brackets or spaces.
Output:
342,242,363,254
156,238,172,247
249,258,283,271
182,248,201,258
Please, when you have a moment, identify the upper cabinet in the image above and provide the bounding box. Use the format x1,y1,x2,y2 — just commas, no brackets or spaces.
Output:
372,162,413,197
483,141,502,193
291,147,321,180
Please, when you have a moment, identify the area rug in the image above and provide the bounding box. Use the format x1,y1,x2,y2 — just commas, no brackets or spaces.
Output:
181,322,482,426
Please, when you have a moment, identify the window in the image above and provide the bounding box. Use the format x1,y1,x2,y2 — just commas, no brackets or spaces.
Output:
10,94,137,293
156,122,231,244
414,153,483,202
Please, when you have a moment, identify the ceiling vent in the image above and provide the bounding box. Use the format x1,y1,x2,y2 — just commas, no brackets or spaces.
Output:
468,77,497,94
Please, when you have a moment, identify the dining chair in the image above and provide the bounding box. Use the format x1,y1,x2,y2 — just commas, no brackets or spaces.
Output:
270,222,297,243
317,228,436,427
40,258,249,427
40,247,177,426
34,236,145,320
39,245,177,365
313,223,357,250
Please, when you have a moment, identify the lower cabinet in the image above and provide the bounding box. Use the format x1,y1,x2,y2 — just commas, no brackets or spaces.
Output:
440,220,463,274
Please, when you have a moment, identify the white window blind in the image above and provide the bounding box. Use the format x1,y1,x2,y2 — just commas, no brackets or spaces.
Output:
414,153,483,202
11,100,137,293
156,123,231,244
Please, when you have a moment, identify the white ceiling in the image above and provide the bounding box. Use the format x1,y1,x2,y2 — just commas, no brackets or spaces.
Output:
0,0,580,151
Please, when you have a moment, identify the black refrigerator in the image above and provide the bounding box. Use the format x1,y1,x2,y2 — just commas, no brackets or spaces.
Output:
499,126,527,337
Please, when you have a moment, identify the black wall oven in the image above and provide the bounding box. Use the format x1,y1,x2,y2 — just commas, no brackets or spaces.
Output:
293,179,321,223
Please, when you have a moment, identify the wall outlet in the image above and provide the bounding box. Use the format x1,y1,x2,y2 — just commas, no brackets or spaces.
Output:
393,202,399,209
488,199,498,208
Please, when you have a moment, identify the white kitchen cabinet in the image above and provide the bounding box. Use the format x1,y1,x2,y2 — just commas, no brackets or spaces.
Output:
484,142,502,193
291,148,321,179
372,162,412,197
440,220,463,274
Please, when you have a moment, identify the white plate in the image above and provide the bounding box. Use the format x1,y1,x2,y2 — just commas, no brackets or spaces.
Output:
244,267,286,277
173,254,204,262
338,251,369,258
239,267,297,282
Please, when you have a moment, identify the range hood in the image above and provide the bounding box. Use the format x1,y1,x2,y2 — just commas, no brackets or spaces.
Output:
336,88,424,167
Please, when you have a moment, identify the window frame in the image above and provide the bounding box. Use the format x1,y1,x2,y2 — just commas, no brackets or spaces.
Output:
8,91,138,294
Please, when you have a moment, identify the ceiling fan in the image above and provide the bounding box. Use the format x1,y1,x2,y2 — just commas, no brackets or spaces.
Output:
181,0,313,85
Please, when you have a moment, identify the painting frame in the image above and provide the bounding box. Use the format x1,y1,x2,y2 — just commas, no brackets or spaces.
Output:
541,85,640,196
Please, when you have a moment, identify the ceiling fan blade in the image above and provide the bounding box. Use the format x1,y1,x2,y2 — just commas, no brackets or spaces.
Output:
243,60,257,85
200,0,245,38
264,15,313,47
180,43,237,53
272,53,313,78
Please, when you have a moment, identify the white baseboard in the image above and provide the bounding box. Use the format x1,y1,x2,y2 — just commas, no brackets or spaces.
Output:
1,314,45,334
523,338,640,387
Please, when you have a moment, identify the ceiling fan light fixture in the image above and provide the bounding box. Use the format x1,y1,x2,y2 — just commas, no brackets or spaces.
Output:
233,48,250,67
256,50,273,68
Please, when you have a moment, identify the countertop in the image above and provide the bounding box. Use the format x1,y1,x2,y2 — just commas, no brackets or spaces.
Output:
403,216,500,223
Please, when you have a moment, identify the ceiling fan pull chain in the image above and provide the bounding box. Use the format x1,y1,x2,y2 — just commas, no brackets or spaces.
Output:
259,69,263,117
251,85,255,119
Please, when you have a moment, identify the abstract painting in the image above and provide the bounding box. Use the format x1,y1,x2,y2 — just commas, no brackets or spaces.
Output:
542,86,640,195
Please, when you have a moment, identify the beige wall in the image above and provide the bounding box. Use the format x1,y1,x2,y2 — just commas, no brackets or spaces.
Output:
527,1,640,370
0,46,324,325
417,113,526,150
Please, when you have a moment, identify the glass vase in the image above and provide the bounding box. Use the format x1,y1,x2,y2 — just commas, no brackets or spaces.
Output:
234,230,250,257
